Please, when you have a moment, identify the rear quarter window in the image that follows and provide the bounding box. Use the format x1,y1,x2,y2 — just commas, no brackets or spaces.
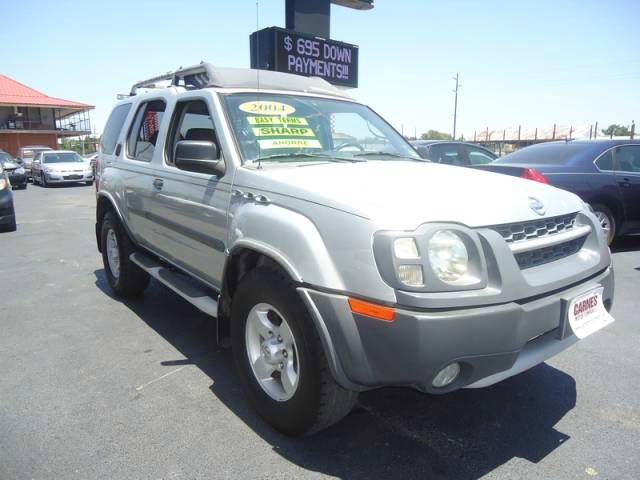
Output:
101,103,132,155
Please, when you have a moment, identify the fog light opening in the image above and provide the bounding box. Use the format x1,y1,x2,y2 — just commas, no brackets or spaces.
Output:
432,362,461,388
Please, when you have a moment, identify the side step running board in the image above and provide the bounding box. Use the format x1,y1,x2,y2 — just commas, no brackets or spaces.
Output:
130,252,218,318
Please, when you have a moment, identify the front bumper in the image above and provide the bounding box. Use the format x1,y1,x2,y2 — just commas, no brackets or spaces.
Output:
44,172,94,183
0,189,15,225
299,266,614,393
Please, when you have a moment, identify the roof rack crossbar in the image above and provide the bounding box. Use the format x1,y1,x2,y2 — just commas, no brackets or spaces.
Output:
129,63,218,95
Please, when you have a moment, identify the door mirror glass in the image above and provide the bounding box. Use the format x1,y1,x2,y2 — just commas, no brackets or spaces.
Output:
174,140,224,175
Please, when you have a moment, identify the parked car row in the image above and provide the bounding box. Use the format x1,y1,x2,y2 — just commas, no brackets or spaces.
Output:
0,148,95,188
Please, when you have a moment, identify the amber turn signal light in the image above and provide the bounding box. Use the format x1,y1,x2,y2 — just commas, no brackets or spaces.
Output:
348,297,395,322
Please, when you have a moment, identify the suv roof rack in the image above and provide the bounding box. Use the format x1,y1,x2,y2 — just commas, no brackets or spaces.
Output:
129,62,352,99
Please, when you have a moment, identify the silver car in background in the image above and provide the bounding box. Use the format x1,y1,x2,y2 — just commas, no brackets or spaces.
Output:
16,145,53,181
32,150,94,187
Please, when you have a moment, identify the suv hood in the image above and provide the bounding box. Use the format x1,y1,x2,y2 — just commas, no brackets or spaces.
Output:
236,161,584,230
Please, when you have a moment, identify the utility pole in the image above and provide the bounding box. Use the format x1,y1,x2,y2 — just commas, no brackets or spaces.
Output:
452,73,461,141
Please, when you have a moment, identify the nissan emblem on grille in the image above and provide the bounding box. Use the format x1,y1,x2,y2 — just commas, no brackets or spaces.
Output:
528,197,546,216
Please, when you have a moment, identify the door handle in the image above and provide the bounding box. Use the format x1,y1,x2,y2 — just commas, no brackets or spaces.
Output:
153,178,164,190
618,178,631,188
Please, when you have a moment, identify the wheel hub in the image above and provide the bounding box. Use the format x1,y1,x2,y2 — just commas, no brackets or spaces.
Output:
261,338,285,366
245,303,299,401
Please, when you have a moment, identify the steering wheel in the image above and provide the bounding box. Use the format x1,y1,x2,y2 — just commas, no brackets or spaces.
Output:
335,142,365,152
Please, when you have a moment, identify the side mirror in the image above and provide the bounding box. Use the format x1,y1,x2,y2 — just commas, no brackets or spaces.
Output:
174,140,224,176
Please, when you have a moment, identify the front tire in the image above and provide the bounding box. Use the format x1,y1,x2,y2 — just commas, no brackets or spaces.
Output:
592,203,616,245
100,211,150,296
41,172,48,188
231,268,357,436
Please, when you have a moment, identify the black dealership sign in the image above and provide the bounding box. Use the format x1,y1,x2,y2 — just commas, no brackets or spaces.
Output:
250,27,359,88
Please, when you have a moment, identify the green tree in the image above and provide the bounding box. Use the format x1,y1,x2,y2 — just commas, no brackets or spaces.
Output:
601,124,631,137
421,129,450,140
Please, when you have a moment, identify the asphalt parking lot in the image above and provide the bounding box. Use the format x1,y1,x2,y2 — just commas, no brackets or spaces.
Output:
1,184,639,480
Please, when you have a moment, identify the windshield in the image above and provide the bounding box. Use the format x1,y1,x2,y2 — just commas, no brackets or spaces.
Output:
43,152,84,164
0,152,15,164
222,93,422,165
497,143,592,165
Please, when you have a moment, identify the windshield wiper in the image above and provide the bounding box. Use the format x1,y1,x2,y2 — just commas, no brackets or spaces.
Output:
353,151,425,161
250,153,365,164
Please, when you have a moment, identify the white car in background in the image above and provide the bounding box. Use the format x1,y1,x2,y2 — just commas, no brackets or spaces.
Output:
31,150,94,187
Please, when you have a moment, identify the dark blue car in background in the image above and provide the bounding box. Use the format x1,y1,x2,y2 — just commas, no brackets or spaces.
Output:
477,140,640,244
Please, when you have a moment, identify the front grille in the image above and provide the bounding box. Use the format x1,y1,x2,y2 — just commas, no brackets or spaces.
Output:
491,213,578,243
515,236,587,269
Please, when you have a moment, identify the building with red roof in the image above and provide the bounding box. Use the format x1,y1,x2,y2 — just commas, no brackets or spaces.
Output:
0,73,94,156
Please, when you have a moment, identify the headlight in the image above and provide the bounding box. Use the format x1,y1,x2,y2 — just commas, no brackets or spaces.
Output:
427,230,469,284
394,238,419,259
15,167,25,174
0,178,7,190
375,225,487,292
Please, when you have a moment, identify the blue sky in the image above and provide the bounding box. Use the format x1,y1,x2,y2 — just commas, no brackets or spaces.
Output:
2,0,638,137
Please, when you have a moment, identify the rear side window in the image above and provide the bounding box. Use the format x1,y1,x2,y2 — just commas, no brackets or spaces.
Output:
465,145,496,165
429,144,467,166
101,104,132,155
615,145,640,173
127,100,166,162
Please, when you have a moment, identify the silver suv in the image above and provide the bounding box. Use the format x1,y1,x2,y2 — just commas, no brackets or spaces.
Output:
96,64,614,435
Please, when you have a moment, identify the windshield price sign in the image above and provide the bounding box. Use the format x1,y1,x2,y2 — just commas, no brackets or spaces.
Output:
251,27,359,88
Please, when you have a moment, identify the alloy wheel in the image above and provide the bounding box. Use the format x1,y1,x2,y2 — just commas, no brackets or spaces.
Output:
245,303,299,401
105,228,120,279
594,210,613,243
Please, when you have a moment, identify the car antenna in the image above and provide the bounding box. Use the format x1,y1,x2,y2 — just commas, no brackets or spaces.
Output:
256,1,262,170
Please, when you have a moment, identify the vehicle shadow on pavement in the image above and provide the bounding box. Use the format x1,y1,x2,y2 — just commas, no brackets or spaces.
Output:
95,269,576,480
611,236,640,253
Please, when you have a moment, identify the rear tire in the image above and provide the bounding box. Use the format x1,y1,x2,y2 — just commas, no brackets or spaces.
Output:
231,268,358,436
100,211,150,296
592,203,616,245
0,217,16,233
